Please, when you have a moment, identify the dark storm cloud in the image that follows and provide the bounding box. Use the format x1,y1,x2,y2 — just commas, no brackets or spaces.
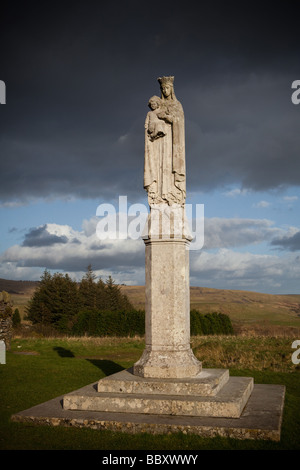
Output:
22,225,68,247
271,231,300,251
15,250,145,272
184,73,300,192
1,1,300,204
15,238,145,273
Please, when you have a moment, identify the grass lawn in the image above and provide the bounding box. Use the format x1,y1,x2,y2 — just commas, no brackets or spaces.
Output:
0,336,300,450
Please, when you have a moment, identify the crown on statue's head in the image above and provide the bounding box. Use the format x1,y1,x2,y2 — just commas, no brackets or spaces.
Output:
157,76,174,86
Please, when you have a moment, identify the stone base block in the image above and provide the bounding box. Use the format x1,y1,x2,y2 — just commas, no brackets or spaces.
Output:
97,368,229,396
63,369,253,419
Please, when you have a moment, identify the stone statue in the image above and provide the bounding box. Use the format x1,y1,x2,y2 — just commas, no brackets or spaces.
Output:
133,76,200,379
144,76,186,207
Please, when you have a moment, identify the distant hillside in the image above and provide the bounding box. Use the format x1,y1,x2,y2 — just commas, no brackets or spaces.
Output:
121,285,300,328
1,278,300,328
0,279,39,317
0,278,39,295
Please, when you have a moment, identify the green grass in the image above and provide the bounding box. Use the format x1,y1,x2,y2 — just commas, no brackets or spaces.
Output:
0,336,300,450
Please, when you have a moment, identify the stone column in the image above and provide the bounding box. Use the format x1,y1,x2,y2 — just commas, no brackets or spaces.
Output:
133,207,202,378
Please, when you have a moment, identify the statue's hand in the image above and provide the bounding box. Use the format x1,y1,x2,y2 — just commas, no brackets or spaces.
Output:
157,112,173,123
149,131,165,142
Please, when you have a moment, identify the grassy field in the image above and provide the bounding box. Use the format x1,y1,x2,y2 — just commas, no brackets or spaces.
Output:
1,335,300,450
1,279,300,450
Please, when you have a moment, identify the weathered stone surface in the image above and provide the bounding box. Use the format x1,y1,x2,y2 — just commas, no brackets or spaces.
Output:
64,375,253,418
11,384,286,441
133,238,201,379
144,76,186,207
142,205,193,240
97,368,229,396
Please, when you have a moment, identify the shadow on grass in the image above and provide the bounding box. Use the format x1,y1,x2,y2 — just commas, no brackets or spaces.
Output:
53,347,75,358
52,346,124,376
86,359,124,376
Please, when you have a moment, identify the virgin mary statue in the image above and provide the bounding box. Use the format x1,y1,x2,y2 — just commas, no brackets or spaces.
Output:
144,76,186,207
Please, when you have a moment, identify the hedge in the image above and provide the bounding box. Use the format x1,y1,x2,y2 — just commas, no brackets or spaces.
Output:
71,309,233,337
72,309,145,337
190,310,234,335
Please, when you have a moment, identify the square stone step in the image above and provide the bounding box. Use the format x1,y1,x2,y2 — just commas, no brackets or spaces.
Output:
63,375,253,418
97,368,229,396
11,383,285,441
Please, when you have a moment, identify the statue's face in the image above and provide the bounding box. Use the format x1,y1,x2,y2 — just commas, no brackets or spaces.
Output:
161,84,172,98
149,99,159,110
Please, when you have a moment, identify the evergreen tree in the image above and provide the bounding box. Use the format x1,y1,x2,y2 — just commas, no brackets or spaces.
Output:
26,266,135,335
78,264,98,310
95,277,108,310
104,275,132,312
26,270,53,324
12,308,21,327
26,269,79,331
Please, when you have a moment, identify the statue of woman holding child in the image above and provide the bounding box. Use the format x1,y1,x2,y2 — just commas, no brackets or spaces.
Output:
144,76,186,207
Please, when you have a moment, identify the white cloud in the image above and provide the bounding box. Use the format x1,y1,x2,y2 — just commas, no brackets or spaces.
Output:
190,248,300,293
0,217,144,281
202,217,282,249
0,201,27,208
222,188,248,198
0,262,43,281
1,216,299,293
82,216,99,237
252,200,271,208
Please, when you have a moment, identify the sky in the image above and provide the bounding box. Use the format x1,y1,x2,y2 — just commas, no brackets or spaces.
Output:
0,1,300,294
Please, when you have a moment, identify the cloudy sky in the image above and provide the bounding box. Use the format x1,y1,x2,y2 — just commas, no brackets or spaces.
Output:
1,1,300,294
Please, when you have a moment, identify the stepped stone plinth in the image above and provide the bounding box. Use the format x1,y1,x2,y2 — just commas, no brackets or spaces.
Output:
63,368,253,419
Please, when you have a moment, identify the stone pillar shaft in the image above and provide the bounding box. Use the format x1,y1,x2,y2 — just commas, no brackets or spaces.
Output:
133,235,201,378
145,238,190,349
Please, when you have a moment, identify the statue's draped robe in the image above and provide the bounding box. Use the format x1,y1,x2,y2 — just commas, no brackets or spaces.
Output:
144,99,186,206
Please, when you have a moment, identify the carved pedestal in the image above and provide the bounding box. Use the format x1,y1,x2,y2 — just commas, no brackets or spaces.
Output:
133,227,201,378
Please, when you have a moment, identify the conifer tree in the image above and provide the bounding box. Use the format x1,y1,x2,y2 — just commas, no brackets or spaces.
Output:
26,269,53,324
12,308,21,327
26,269,79,330
78,264,98,310
26,266,135,334
104,275,132,312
